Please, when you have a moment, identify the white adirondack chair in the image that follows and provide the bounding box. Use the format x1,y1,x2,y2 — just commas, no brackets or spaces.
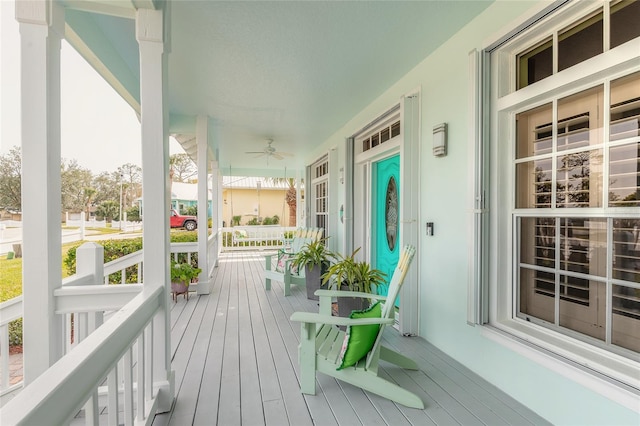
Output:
290,245,423,409
264,228,323,296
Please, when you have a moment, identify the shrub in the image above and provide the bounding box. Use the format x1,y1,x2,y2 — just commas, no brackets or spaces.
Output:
183,205,198,216
9,318,22,346
126,205,141,221
64,231,199,283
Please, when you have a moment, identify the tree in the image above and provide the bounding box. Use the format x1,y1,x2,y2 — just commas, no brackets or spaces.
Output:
61,159,93,212
284,178,297,226
0,146,22,211
117,163,142,209
169,153,197,182
92,171,120,206
95,200,119,222
83,187,96,217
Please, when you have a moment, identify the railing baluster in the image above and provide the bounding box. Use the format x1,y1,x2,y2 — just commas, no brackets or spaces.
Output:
107,367,119,426
0,324,9,390
77,312,88,343
83,309,100,426
123,349,134,426
66,313,74,353
145,323,153,406
136,333,145,423
83,389,99,426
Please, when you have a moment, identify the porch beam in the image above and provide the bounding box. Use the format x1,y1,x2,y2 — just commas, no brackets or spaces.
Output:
16,0,65,384
136,5,174,412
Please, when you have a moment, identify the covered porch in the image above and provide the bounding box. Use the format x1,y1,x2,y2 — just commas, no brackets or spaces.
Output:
145,252,549,425
4,0,638,424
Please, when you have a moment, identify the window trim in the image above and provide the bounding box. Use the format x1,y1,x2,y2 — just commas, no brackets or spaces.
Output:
470,0,640,409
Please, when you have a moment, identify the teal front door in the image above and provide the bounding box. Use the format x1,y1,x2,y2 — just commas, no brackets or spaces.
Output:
373,154,400,306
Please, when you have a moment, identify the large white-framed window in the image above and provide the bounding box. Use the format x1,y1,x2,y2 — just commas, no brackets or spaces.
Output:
311,155,329,234
482,0,639,397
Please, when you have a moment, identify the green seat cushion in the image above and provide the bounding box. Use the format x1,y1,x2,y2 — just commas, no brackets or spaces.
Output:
337,302,382,370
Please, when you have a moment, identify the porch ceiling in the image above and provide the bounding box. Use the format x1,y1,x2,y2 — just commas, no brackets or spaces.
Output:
64,1,493,174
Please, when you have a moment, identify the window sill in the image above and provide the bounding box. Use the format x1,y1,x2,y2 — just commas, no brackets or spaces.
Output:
480,320,640,411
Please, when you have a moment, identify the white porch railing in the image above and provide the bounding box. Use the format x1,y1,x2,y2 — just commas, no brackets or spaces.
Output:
221,226,296,251
0,296,23,399
0,241,199,423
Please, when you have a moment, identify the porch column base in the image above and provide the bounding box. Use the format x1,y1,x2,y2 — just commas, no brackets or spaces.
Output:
154,370,175,413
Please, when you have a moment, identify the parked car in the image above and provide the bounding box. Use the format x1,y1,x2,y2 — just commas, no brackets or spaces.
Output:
170,209,197,231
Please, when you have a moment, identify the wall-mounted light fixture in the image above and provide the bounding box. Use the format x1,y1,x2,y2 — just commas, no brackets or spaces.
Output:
433,123,447,157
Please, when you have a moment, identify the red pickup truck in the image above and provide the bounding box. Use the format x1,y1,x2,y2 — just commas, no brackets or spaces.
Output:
170,209,197,231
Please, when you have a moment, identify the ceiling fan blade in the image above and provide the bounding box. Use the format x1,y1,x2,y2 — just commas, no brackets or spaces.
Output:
274,152,294,157
272,153,284,160
244,151,265,154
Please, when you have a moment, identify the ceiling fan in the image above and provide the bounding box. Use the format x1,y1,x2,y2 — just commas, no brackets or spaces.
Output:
245,139,293,161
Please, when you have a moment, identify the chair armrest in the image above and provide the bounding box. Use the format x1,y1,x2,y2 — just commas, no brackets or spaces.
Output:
314,289,388,302
290,311,394,327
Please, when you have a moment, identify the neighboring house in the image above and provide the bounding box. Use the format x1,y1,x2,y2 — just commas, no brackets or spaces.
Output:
147,179,294,226
136,181,213,216
169,181,213,216
222,176,300,227
8,1,639,425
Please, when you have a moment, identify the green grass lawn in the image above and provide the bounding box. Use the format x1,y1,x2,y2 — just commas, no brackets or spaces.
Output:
1,229,194,303
0,242,78,303
0,257,22,302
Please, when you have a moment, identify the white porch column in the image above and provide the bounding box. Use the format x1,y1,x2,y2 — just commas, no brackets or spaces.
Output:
136,6,174,411
17,0,65,385
296,168,303,227
211,161,221,267
196,115,210,294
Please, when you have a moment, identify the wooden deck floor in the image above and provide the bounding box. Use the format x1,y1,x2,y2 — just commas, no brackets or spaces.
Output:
152,252,549,426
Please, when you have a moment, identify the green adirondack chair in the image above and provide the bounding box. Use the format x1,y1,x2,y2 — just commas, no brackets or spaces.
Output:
290,245,423,409
264,228,323,296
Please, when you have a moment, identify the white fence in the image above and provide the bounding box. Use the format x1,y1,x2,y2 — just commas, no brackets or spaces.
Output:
0,241,199,424
66,219,143,232
221,226,296,251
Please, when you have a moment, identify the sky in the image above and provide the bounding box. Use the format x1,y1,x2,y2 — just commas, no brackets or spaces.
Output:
0,0,181,174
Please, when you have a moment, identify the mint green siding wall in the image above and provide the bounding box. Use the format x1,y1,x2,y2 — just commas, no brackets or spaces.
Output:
308,1,639,424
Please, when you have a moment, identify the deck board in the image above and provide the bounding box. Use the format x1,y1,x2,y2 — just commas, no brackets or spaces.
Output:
151,252,550,426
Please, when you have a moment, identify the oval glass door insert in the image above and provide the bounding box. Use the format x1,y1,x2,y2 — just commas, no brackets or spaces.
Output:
385,176,398,251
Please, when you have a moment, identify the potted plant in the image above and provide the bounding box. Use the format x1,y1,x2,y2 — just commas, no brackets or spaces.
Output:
321,248,386,317
291,238,335,300
170,260,202,302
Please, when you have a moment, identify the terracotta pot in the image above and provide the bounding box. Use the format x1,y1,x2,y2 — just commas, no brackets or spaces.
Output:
171,281,189,302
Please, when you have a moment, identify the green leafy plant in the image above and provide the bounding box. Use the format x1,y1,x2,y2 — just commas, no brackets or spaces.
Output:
292,238,334,271
322,247,386,293
170,260,202,286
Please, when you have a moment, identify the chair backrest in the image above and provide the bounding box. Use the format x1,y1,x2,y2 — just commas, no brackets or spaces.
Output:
291,228,323,252
366,245,415,368
379,245,415,319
